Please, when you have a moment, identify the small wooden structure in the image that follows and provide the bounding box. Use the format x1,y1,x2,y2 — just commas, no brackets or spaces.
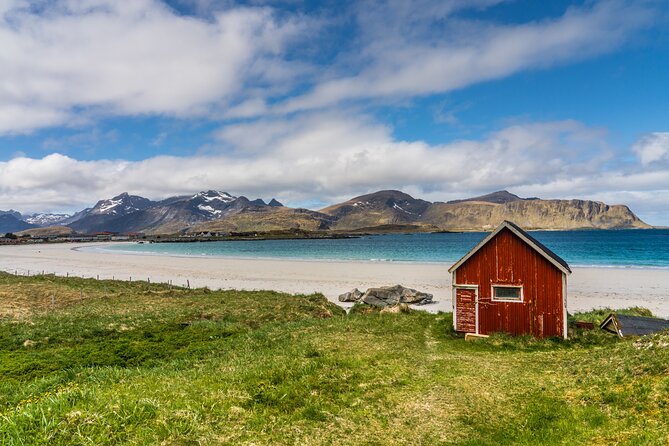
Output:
449,221,571,339
600,313,669,337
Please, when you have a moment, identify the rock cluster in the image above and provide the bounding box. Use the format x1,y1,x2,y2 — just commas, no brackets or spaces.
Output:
338,284,433,307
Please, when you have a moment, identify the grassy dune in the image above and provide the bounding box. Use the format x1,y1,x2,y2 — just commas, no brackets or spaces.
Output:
0,272,667,445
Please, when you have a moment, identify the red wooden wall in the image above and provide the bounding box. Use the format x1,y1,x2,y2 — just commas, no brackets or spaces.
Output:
454,228,565,338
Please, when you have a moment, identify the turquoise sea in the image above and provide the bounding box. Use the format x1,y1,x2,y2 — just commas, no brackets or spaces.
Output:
101,229,669,268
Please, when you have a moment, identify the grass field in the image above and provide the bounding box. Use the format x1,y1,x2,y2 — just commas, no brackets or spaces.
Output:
0,271,668,445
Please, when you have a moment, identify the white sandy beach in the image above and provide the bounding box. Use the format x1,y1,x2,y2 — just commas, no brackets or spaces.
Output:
1,242,668,317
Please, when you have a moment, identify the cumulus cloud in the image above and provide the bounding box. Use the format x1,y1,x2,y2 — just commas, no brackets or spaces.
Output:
0,0,307,134
633,132,669,166
0,114,657,216
0,0,660,132
216,114,610,200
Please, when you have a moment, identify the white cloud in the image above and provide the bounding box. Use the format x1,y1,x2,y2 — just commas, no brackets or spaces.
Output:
633,132,669,165
278,0,654,113
0,0,306,134
3,114,661,220
0,1,659,132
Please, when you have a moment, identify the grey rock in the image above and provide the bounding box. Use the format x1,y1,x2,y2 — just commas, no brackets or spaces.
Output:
362,286,401,307
399,286,434,305
338,288,363,302
360,284,433,307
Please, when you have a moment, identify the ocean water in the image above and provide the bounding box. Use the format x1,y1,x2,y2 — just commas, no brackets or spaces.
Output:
100,229,669,268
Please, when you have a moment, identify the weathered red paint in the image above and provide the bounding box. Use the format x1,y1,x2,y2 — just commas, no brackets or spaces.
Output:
453,227,566,338
455,288,477,333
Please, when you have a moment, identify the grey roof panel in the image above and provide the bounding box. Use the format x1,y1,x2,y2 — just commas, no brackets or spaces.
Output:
600,313,669,337
449,220,571,275
503,221,572,273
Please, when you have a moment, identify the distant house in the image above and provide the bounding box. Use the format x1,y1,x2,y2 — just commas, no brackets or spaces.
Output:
92,231,117,240
448,221,571,339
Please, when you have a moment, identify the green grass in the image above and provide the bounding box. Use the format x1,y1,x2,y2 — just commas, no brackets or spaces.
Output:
0,272,668,445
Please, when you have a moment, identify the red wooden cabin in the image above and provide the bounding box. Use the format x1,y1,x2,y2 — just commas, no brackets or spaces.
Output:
448,221,571,339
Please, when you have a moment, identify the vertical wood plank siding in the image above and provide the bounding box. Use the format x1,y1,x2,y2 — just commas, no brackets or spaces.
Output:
455,288,477,333
455,228,564,337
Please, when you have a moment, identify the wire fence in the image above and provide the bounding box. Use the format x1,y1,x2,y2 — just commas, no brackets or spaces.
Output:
1,267,194,291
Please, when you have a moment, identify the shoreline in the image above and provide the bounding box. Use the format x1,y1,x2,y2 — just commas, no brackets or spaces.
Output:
1,242,668,317
79,242,669,270
75,244,453,266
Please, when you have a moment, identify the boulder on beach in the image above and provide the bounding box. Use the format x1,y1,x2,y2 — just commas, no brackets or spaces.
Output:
360,284,433,307
338,288,364,302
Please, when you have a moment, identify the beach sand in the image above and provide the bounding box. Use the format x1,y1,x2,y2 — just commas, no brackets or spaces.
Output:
1,242,668,317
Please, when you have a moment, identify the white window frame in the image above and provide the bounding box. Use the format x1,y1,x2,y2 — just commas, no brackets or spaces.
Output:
491,284,524,303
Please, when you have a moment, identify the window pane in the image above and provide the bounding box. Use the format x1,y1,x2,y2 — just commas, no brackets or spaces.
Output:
494,287,521,300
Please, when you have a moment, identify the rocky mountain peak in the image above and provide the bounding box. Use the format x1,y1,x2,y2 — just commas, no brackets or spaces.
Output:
91,193,154,216
447,190,525,205
192,190,236,202
0,209,23,220
190,190,239,217
0,213,36,233
320,190,432,226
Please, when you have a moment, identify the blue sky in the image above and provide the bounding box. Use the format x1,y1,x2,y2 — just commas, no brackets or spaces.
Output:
1,0,669,224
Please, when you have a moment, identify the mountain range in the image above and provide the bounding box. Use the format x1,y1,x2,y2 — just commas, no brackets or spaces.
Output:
1,189,650,236
321,190,649,231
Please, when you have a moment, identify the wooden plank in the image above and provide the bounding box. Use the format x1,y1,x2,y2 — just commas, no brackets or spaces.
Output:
465,333,489,341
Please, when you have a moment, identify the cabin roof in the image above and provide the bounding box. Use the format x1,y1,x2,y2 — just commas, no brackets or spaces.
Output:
448,220,572,275
600,313,669,337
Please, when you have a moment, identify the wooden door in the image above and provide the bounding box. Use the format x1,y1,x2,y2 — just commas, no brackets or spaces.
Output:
455,287,477,333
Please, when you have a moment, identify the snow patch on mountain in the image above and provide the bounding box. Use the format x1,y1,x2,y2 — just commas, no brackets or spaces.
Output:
98,198,124,214
24,213,71,226
197,205,223,216
190,191,239,218
393,203,417,215
192,190,236,203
